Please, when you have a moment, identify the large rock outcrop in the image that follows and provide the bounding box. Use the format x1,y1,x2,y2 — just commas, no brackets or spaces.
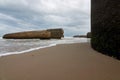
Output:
91,0,120,59
3,30,51,39
3,28,64,39
47,28,64,39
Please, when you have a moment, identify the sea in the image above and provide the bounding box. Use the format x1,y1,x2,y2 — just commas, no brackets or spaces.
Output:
0,37,90,57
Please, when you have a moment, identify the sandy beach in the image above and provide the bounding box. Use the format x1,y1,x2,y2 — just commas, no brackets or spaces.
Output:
0,43,120,80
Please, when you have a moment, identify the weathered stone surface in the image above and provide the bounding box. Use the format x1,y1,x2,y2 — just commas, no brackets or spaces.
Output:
3,28,64,39
47,28,64,39
91,0,120,59
3,30,51,39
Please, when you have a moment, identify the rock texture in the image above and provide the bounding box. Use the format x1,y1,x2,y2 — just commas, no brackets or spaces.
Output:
91,0,120,59
3,28,64,39
3,30,51,39
47,28,64,39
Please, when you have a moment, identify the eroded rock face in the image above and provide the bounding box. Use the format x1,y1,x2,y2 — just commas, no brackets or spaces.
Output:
47,28,64,39
91,0,120,59
3,28,64,39
3,30,51,39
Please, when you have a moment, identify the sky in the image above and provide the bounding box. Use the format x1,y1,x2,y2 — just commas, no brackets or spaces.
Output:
0,0,90,37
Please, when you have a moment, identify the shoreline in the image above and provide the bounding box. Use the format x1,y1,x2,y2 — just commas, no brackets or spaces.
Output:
0,37,90,57
0,43,120,80
0,43,57,57
0,42,86,58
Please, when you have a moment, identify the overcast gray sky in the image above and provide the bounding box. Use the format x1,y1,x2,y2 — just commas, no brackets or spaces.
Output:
0,0,90,36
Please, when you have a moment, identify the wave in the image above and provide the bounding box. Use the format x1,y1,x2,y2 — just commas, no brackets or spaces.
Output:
0,43,56,57
0,37,90,57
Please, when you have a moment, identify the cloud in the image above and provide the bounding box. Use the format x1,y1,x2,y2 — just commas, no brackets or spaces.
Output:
0,0,90,36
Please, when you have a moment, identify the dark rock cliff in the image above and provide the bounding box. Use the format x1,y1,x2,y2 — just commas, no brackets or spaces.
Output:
91,0,120,59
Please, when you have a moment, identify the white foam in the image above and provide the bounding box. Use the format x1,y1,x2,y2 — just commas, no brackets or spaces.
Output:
0,37,90,57
0,43,56,57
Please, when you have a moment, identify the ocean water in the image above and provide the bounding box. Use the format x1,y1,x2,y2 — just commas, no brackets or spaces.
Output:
0,37,90,57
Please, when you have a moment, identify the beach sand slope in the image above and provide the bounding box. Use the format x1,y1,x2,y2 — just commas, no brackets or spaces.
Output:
0,43,120,80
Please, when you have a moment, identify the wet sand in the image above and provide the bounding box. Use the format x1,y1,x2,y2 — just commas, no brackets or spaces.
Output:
0,43,120,80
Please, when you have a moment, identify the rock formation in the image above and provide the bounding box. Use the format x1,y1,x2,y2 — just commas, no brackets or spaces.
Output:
3,28,64,39
73,35,87,38
3,30,51,39
91,0,120,59
87,32,91,38
47,28,64,39
73,32,91,38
